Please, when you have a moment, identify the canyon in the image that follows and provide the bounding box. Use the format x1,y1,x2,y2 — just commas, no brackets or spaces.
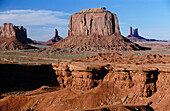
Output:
0,52,169,111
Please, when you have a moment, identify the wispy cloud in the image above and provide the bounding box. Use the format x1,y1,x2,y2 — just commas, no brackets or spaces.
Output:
0,9,70,26
0,9,70,40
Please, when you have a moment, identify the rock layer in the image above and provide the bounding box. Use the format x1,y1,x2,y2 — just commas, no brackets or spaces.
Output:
52,61,159,97
0,23,33,50
68,7,120,36
47,8,150,52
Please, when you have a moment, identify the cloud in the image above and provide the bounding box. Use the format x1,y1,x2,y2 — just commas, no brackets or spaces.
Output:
0,9,70,26
0,9,70,40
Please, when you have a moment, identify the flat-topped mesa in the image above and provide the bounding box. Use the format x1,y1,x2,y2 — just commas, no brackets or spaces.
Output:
68,7,120,36
47,8,151,51
0,23,28,43
80,7,107,13
0,23,34,50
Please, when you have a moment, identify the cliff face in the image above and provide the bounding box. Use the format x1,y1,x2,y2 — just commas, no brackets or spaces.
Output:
0,23,33,50
68,7,120,36
133,28,139,37
48,7,150,52
0,23,16,39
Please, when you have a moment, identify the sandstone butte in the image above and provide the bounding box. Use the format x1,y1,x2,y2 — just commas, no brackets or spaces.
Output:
0,23,34,50
35,29,63,46
126,26,165,42
48,7,150,52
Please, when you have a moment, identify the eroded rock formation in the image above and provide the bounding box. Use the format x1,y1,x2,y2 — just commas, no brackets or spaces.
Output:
38,29,63,46
46,7,150,52
52,61,159,98
68,7,120,36
126,26,165,42
0,53,169,111
0,23,34,50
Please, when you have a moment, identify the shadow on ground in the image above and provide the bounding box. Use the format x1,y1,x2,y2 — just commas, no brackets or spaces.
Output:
0,64,59,94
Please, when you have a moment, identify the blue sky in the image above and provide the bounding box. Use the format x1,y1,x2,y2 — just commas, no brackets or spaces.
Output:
0,0,170,41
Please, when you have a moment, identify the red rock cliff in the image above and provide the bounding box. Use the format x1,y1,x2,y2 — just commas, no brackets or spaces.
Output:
68,7,120,36
47,7,150,52
0,23,33,50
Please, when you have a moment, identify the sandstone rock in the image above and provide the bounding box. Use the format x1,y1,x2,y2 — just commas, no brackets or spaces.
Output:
126,26,162,42
0,54,169,111
53,60,160,97
39,29,63,45
133,28,139,37
130,26,132,35
0,23,34,50
68,7,119,36
53,62,109,90
46,7,150,52
68,62,102,71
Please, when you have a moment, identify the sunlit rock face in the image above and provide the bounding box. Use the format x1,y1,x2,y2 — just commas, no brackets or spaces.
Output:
47,7,150,52
0,23,33,50
68,7,120,36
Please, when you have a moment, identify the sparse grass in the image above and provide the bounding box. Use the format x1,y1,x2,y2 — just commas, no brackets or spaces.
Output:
0,50,96,64
117,50,170,56
80,92,84,95
0,47,170,64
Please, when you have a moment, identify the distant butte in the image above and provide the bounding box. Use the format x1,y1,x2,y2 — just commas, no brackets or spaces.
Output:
0,23,34,50
31,29,63,46
126,26,166,42
42,29,63,45
46,7,150,53
35,29,63,46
